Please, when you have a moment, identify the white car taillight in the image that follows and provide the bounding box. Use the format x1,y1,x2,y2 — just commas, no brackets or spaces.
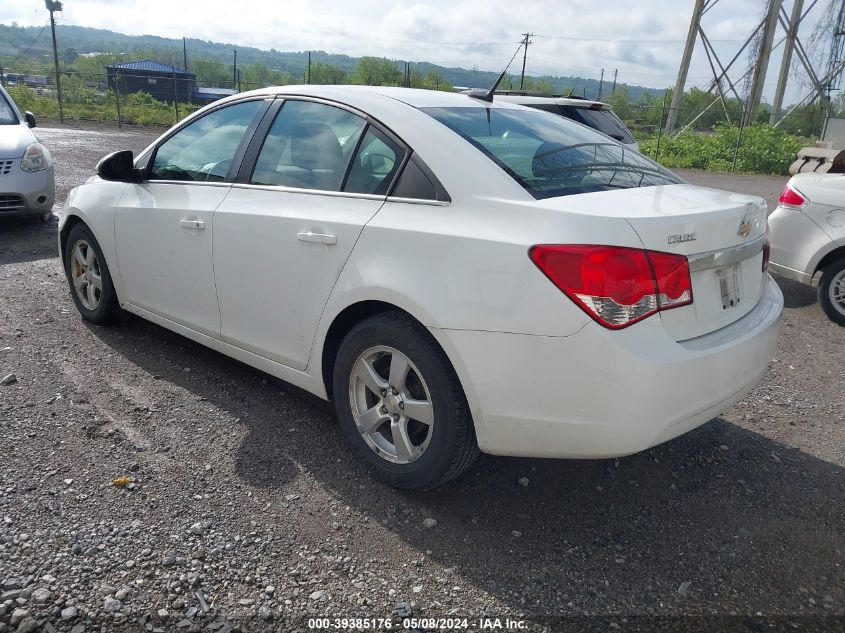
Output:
529,245,693,329
778,184,807,210
20,142,52,173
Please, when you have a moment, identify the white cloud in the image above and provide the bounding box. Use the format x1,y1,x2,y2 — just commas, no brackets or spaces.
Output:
0,0,832,102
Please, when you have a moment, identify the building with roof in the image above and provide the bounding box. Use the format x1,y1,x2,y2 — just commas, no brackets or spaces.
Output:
106,60,197,103
191,86,238,106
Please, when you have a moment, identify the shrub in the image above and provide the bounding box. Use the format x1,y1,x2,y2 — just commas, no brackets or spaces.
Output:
641,123,804,175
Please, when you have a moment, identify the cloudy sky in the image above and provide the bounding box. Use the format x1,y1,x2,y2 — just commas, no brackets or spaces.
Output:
0,0,835,103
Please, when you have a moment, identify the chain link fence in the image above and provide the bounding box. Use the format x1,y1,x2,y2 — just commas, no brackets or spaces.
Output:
3,69,837,175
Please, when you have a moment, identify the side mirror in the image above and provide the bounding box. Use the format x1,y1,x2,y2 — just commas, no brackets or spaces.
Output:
24,111,36,128
97,150,140,182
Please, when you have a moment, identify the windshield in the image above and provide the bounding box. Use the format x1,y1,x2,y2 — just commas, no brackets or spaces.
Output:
0,90,19,125
423,106,680,199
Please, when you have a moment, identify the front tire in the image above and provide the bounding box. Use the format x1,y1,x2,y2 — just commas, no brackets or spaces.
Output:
332,311,478,490
64,223,120,325
818,258,845,326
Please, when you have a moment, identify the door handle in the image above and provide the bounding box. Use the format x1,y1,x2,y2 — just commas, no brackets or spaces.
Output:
179,219,205,230
297,231,337,245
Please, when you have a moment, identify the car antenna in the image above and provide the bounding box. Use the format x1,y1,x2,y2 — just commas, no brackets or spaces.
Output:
466,39,526,103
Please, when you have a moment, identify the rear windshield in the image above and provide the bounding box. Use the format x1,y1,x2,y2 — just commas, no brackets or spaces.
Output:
560,106,636,145
423,106,681,199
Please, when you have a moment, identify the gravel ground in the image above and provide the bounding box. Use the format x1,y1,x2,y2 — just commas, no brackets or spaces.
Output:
0,123,842,633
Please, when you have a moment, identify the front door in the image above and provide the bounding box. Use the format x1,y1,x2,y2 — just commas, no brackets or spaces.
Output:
114,99,266,336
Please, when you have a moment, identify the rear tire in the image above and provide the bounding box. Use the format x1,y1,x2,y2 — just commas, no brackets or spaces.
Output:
818,258,845,326
64,223,120,325
332,311,478,490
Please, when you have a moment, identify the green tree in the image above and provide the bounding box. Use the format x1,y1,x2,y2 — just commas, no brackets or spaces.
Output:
351,57,402,86
308,60,346,85
62,48,78,65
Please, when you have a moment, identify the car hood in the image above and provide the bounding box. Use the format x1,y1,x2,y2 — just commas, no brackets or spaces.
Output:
0,124,36,158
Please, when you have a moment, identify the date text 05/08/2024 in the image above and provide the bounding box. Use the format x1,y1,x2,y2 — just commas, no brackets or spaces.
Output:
307,617,528,630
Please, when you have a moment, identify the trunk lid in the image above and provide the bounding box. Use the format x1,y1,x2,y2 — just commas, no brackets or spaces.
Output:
536,184,769,340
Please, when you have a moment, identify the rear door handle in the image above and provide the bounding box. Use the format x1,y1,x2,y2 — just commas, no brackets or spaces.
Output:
297,231,337,245
179,219,205,230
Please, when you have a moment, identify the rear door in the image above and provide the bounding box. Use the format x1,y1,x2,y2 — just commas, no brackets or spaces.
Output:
213,98,408,370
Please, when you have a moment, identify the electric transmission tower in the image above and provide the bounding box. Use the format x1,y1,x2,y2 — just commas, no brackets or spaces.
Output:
665,0,841,135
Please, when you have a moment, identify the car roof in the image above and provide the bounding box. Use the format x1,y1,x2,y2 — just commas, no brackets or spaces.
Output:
236,84,531,111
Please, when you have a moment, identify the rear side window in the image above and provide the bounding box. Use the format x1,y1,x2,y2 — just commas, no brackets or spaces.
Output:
391,155,450,202
150,100,263,182
251,100,366,191
343,127,406,195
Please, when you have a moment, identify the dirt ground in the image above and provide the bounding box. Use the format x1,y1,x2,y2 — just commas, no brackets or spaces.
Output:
0,122,842,633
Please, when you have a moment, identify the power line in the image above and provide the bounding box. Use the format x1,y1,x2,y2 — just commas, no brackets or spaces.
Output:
533,33,749,44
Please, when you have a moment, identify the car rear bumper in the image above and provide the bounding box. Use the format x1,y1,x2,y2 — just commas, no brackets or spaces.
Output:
0,163,55,216
436,275,782,459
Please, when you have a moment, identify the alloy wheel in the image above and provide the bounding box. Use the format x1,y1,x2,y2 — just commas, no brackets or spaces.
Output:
70,239,103,311
348,345,435,464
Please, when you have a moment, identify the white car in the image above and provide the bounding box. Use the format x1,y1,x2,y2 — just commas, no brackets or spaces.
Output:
769,173,845,325
0,84,55,220
59,86,782,489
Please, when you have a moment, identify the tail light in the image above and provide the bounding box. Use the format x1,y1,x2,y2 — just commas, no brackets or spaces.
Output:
762,234,771,272
778,184,806,210
529,245,693,330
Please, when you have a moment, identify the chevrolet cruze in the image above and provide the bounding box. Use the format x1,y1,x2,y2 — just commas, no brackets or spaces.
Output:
59,86,783,489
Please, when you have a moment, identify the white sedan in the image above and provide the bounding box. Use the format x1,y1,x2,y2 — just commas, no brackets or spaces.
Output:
769,173,845,325
59,86,782,489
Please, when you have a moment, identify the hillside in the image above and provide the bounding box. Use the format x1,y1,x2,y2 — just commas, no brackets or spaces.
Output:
0,22,662,100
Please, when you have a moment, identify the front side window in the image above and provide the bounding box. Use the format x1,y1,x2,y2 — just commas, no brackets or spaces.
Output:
251,100,366,191
150,100,263,182
423,106,681,199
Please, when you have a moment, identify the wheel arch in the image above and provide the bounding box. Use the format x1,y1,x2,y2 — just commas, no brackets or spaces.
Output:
59,213,87,259
317,299,478,422
814,244,845,277
321,300,421,400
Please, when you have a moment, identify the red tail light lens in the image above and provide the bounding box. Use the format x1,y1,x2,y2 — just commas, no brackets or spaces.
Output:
778,184,806,209
529,245,693,329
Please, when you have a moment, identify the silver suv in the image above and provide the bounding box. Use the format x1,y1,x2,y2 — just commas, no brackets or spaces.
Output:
492,91,639,153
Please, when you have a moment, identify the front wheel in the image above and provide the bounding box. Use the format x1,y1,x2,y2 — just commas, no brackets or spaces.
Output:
64,223,121,325
818,258,845,326
332,311,478,489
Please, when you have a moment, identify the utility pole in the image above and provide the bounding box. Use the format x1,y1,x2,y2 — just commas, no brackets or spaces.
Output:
744,0,783,126
183,37,188,71
46,0,64,123
0,61,5,87
307,51,311,84
519,32,532,90
769,0,804,124
233,49,237,91
665,0,706,134
597,68,605,100
611,68,618,96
